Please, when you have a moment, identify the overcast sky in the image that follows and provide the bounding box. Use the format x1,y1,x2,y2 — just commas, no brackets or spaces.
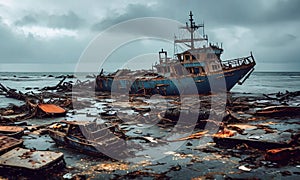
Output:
0,0,299,72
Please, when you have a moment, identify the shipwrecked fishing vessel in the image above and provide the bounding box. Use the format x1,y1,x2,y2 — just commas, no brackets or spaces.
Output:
95,11,256,95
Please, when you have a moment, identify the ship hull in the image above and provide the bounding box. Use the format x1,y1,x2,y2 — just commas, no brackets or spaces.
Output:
95,65,254,95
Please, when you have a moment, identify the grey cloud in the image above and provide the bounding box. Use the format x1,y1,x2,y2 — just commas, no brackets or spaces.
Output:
1,0,300,72
0,19,32,59
263,0,300,23
15,15,37,26
156,0,300,27
90,0,300,33
91,4,156,31
47,11,85,29
14,11,85,29
0,18,87,64
258,33,297,47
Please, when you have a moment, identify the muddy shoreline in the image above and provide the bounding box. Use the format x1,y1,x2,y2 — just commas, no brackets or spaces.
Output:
0,77,300,179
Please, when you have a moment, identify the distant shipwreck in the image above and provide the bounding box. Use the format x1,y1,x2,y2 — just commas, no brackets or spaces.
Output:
95,11,256,95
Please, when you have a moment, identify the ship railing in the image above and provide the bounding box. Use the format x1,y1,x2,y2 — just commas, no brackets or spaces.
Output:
222,53,255,69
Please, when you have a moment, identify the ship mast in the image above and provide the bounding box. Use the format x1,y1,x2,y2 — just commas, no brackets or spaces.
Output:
189,11,196,49
175,11,208,50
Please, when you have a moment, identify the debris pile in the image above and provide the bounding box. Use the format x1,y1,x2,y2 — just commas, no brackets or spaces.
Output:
0,76,96,123
0,76,300,178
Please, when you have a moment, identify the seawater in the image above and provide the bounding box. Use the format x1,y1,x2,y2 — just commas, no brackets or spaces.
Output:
232,72,300,94
0,72,89,108
0,72,300,108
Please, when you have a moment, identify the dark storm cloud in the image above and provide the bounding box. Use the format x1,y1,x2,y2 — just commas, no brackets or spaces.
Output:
15,11,85,29
258,33,297,47
91,0,300,33
263,0,300,23
0,18,32,59
91,4,156,31
15,15,37,26
47,11,85,29
90,0,250,31
161,0,300,26
0,18,85,63
1,0,300,71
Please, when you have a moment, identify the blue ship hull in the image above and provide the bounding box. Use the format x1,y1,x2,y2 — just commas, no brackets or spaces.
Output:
95,65,254,96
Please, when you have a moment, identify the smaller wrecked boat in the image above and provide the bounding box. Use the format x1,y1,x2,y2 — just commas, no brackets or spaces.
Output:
0,126,24,138
48,121,129,158
0,147,64,175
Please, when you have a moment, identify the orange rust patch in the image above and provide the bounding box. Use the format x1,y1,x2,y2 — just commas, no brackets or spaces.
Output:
265,147,300,161
173,131,208,141
213,129,236,138
38,104,66,114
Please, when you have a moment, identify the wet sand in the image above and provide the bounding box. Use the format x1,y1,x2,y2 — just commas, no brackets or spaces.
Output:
1,88,300,179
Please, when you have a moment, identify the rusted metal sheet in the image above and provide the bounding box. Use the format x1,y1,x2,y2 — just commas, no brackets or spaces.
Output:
213,132,292,150
0,126,24,133
0,147,64,171
265,146,300,162
172,130,208,141
0,126,24,138
59,120,92,125
0,136,23,155
38,104,66,114
213,129,236,138
256,106,300,116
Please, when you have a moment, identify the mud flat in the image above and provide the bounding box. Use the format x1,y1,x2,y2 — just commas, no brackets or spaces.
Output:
0,78,300,179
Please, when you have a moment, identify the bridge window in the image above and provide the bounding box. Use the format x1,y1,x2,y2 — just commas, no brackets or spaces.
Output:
194,67,199,74
212,64,221,70
185,55,190,61
200,67,205,73
207,54,214,59
175,65,183,75
177,54,183,62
